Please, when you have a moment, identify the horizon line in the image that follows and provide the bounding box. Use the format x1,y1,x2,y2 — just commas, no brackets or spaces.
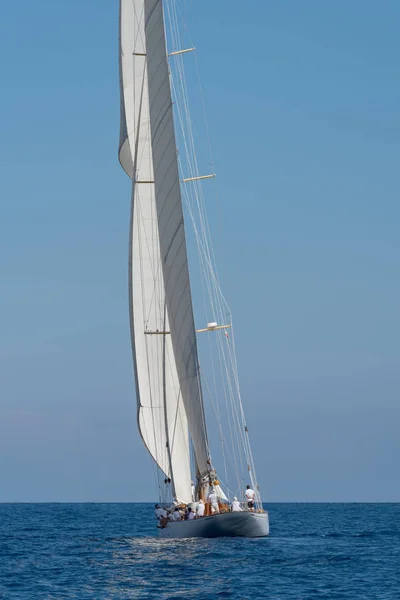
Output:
1,500,399,505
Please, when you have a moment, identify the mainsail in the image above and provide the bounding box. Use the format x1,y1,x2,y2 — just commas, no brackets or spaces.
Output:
119,0,210,502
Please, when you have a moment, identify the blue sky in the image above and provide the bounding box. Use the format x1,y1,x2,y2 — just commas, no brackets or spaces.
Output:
1,0,399,502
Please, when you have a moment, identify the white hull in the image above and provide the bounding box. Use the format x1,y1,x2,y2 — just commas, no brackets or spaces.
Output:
158,511,269,539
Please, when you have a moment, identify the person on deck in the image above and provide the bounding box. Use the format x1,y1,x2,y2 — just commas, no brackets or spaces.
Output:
186,507,195,520
196,499,205,517
231,497,242,512
155,504,167,520
245,485,255,511
208,489,219,514
191,481,196,502
171,507,181,521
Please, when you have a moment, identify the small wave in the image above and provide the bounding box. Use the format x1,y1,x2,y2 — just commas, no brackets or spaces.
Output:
327,555,352,563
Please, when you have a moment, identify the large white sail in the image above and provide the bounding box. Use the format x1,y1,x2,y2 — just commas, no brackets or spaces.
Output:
143,0,210,478
119,0,192,504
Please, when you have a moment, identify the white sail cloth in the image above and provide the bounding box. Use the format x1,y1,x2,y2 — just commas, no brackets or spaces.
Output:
143,0,210,478
119,0,192,504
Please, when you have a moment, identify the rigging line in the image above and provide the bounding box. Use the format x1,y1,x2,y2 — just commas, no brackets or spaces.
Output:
216,333,248,469
177,158,217,320
178,164,238,488
174,94,214,280
213,314,246,417
176,155,220,321
177,5,228,302
215,332,244,491
177,113,250,492
180,138,244,494
171,91,217,318
173,0,214,165
200,368,231,496
223,322,261,498
169,0,227,317
178,183,219,334
212,475,239,503
194,186,230,323
166,0,181,55
183,177,229,323
174,86,241,489
167,0,262,502
178,164,223,465
166,28,201,184
180,172,213,355
206,287,248,467
169,67,204,204
212,327,242,478
194,358,211,459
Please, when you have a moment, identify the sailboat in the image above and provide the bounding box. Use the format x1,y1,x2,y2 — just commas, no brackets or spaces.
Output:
118,0,269,538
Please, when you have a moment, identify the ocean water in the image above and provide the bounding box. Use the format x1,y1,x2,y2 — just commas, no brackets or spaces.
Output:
0,503,399,599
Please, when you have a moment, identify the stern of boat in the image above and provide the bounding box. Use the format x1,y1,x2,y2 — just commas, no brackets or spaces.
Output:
158,510,269,539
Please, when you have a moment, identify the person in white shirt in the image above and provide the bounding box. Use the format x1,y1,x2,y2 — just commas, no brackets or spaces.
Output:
245,485,255,511
196,499,205,517
171,507,181,521
191,481,196,502
208,489,219,514
231,497,242,512
155,504,167,520
186,507,195,520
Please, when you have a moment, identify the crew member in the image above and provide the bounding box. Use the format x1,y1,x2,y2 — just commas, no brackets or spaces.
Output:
171,507,181,521
191,481,196,502
245,485,255,511
231,496,242,512
208,489,219,514
196,499,205,517
154,504,167,520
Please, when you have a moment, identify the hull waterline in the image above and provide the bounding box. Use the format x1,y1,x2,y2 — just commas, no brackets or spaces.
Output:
158,511,269,539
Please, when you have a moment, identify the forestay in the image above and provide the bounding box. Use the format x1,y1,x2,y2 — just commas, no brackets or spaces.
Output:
119,0,192,504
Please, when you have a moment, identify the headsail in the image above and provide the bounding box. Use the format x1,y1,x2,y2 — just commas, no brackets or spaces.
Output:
119,0,192,504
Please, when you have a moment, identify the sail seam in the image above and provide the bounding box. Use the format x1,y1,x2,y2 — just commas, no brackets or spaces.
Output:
163,218,183,263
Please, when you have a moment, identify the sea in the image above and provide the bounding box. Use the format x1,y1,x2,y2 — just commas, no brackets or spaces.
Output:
0,503,399,599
